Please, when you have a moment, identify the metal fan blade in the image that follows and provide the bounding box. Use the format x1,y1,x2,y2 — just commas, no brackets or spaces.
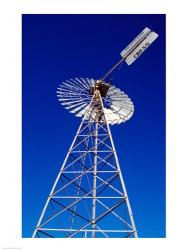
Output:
57,77,134,125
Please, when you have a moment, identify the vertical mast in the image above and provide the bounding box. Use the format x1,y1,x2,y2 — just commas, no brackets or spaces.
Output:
91,115,98,237
91,90,100,237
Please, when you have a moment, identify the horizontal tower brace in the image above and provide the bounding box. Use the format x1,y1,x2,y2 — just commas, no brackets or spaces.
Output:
38,228,134,233
70,150,114,152
52,196,124,199
61,171,119,173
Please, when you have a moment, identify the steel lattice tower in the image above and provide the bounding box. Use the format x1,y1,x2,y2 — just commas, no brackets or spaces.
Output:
32,26,158,238
32,89,137,238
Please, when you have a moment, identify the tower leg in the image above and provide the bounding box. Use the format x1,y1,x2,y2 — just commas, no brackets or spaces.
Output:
99,92,138,238
32,97,95,238
91,117,98,238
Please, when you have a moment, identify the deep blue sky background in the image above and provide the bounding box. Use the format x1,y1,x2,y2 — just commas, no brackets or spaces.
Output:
22,14,165,238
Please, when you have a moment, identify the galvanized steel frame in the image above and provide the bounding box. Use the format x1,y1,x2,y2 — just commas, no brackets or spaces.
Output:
32,91,137,238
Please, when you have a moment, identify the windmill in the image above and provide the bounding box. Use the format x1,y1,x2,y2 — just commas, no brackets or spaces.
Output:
32,27,158,238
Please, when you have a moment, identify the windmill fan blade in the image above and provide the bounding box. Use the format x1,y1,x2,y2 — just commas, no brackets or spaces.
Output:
57,77,134,125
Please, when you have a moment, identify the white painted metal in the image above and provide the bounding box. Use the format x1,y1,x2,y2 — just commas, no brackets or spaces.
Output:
91,114,98,238
51,196,125,199
120,27,151,58
57,77,134,125
39,228,134,232
38,174,119,229
119,27,159,66
125,31,158,65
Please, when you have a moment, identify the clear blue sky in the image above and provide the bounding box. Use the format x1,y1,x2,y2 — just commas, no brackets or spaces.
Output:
22,14,165,238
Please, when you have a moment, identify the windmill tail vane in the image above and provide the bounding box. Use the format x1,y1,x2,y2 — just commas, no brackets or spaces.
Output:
32,26,158,238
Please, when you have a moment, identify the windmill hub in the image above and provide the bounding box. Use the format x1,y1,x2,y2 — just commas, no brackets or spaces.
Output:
89,80,110,97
